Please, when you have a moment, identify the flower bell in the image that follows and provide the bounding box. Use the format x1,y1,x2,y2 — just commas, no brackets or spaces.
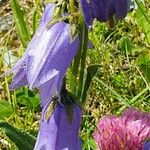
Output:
34,86,82,150
34,104,82,150
80,0,130,27
1,4,79,107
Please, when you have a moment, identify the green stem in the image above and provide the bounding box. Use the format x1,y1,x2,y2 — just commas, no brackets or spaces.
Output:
70,24,83,95
12,90,17,112
69,0,76,13
5,77,11,105
77,23,88,100
32,0,40,34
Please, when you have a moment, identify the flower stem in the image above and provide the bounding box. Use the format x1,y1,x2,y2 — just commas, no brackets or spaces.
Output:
69,0,76,13
69,23,83,95
77,23,88,100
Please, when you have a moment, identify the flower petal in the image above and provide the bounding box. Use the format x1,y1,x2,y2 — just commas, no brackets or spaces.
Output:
114,0,129,20
1,4,79,108
80,0,129,27
34,104,82,150
9,67,27,90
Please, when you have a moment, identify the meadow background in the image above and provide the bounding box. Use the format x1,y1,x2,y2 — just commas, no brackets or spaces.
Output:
0,0,150,149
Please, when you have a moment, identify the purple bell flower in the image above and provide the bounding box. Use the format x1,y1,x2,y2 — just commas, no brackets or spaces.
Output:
2,4,79,107
1,3,83,150
80,0,130,27
143,141,150,150
34,103,82,150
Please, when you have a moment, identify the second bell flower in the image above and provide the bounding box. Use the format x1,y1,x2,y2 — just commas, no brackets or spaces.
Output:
80,0,130,27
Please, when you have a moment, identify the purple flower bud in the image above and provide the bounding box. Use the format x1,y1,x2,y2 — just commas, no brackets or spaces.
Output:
143,141,150,150
2,4,79,107
80,0,130,27
34,104,82,150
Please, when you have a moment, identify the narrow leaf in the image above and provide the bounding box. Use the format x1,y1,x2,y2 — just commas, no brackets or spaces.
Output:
0,100,13,119
135,0,150,43
81,64,99,102
0,122,36,150
10,0,31,47
32,0,41,34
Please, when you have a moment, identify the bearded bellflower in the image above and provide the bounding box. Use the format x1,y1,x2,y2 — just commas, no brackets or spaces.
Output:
1,4,79,107
93,108,150,150
1,3,82,149
80,0,130,27
34,102,82,150
34,76,82,150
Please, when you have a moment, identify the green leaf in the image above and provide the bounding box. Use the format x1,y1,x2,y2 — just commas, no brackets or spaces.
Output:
30,96,40,110
135,0,150,43
77,23,89,99
95,78,130,106
17,96,32,107
137,51,150,82
0,122,36,150
82,138,97,150
81,64,100,102
88,139,97,150
112,74,124,87
10,0,31,47
32,0,41,34
119,37,134,54
17,95,40,110
0,100,14,120
117,87,149,114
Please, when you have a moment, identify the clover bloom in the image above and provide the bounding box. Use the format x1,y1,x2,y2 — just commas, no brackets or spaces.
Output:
80,0,130,27
93,108,150,150
2,4,79,107
34,103,82,150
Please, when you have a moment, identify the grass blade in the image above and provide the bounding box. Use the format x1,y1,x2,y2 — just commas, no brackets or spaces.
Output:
0,121,36,150
10,0,31,47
